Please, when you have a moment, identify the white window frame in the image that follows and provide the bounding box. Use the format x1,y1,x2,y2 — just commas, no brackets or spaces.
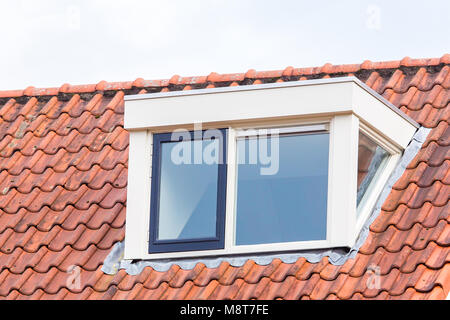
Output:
123,77,418,260
226,121,332,254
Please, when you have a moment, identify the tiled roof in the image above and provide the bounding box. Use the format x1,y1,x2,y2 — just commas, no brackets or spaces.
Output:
0,55,448,300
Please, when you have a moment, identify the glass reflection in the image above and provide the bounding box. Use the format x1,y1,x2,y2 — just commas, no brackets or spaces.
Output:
235,133,329,245
157,139,219,240
356,132,389,214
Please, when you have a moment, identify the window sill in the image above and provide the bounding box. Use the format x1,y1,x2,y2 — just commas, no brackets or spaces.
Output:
103,240,353,275
141,239,335,261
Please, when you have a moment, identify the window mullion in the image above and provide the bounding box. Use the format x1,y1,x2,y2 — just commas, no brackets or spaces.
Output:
224,127,237,251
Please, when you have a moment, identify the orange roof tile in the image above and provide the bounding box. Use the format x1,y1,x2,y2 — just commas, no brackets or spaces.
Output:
0,55,448,300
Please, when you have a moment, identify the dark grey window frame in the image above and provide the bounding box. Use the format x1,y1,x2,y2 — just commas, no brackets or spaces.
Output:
148,129,228,253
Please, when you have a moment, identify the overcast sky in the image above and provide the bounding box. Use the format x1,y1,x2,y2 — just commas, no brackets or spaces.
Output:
0,0,448,90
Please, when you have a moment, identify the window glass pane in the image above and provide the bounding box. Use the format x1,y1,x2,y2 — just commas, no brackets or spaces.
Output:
357,132,389,214
235,132,329,245
157,139,219,240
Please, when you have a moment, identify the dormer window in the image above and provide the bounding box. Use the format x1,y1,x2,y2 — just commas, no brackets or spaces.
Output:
123,77,418,260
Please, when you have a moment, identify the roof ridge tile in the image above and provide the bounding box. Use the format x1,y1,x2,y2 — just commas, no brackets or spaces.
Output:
0,55,447,99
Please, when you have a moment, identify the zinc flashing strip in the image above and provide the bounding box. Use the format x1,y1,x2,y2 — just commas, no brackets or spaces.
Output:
102,126,431,275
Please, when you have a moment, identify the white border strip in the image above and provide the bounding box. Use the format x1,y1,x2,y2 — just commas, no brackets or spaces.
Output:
124,76,419,128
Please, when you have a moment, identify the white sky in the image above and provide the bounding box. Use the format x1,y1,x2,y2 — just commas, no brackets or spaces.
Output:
0,0,449,90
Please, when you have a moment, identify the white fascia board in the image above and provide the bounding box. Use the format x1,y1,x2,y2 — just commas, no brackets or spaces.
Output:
125,81,354,130
124,77,418,149
351,82,417,149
